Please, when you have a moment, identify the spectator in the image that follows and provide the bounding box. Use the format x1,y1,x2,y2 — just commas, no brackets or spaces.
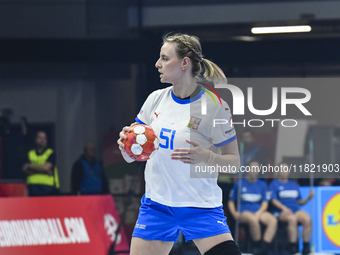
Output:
228,161,277,255
22,131,59,196
241,129,265,166
71,142,109,195
316,178,340,186
269,162,314,255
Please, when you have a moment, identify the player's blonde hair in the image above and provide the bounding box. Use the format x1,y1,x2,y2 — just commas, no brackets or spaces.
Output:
163,32,227,84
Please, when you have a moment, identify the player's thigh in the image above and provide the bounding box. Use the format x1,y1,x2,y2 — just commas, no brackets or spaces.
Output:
239,211,258,225
295,210,311,225
193,232,234,254
278,211,297,223
259,211,277,226
130,237,174,255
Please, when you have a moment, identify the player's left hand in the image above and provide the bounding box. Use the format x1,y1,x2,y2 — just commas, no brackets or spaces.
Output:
171,139,209,164
308,189,315,199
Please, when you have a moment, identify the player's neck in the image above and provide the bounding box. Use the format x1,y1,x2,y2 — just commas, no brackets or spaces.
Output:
36,146,46,154
85,154,95,163
172,77,197,99
278,177,288,183
246,176,257,183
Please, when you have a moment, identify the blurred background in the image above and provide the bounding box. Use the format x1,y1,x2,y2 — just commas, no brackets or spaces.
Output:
0,0,340,254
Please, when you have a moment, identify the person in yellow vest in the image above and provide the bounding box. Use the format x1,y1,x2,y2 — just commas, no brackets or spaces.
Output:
22,131,60,196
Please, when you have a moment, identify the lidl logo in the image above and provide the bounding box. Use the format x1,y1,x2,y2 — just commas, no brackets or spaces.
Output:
322,192,340,248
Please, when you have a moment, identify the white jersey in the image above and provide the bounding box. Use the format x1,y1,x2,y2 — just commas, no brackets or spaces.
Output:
136,85,236,208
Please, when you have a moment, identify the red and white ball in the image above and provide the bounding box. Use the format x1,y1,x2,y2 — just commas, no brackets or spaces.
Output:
124,124,159,161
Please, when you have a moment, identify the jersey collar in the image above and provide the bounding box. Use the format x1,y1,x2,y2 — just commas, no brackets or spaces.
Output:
171,88,204,105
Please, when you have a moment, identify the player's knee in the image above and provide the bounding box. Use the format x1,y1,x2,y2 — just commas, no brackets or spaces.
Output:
204,241,241,255
287,215,297,225
242,213,255,223
248,217,260,226
269,217,278,229
271,215,278,224
301,216,312,227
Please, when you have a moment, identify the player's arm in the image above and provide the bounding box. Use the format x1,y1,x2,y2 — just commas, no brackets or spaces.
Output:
22,155,42,176
22,162,32,175
24,162,53,175
71,161,84,195
171,139,240,171
27,152,56,176
271,199,285,210
213,139,240,173
298,189,314,205
23,164,37,176
117,122,139,163
255,185,270,216
255,201,268,216
228,200,240,220
202,103,240,171
271,198,293,214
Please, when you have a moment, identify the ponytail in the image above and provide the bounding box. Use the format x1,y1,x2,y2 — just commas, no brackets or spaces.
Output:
201,58,227,84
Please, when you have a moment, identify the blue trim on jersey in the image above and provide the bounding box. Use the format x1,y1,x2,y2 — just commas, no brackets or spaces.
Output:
135,116,146,125
214,135,237,147
171,89,204,105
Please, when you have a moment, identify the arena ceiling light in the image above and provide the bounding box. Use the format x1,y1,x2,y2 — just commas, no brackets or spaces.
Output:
251,25,312,34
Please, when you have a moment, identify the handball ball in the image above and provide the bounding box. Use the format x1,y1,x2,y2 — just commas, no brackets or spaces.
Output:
124,124,159,161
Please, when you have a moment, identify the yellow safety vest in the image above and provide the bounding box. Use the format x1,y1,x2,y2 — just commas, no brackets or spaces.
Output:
26,148,60,188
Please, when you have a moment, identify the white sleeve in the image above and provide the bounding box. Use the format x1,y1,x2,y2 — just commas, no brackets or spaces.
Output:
209,102,237,147
136,89,166,125
135,92,155,125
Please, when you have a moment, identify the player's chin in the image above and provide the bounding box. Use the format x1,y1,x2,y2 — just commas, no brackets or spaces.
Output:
159,77,169,83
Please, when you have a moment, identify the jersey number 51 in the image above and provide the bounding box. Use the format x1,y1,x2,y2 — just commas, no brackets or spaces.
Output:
159,128,176,150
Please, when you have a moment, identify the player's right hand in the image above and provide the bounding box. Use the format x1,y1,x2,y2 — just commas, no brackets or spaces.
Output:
117,122,139,152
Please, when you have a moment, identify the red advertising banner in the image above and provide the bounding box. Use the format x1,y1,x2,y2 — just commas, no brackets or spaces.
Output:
0,195,129,255
0,183,27,197
0,137,2,179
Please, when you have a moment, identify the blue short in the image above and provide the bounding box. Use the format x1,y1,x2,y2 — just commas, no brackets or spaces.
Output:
132,195,230,242
272,207,300,218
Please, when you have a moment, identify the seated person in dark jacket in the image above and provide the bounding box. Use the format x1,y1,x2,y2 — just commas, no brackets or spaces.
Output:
71,142,109,195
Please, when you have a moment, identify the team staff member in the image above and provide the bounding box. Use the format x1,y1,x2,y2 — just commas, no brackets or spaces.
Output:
269,162,314,255
228,161,277,255
118,33,241,255
22,131,59,196
71,142,109,195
